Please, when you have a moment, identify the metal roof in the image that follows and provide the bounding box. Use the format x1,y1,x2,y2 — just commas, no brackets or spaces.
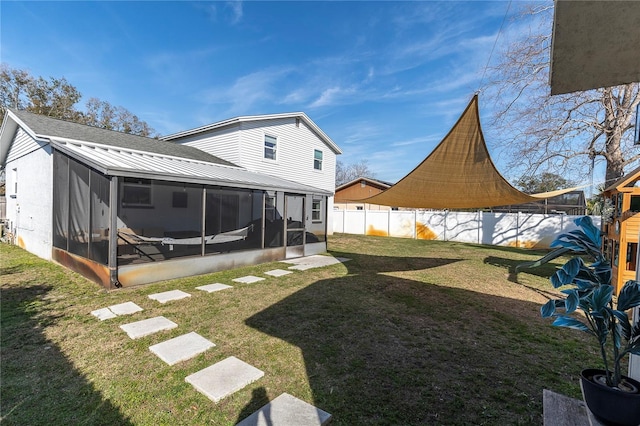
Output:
161,111,343,154
51,136,330,194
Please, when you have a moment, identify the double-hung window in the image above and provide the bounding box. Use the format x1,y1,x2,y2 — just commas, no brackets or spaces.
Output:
312,197,322,222
314,149,323,170
264,135,277,160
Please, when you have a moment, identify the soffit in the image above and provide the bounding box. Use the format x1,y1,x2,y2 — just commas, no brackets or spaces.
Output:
550,0,640,95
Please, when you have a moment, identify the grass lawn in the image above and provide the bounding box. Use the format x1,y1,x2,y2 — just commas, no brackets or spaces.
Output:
1,234,602,425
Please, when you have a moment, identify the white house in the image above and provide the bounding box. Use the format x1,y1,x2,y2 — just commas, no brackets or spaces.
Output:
0,109,341,288
162,112,342,233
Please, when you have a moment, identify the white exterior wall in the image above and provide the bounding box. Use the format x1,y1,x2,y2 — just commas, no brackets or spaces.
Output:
4,129,53,260
174,117,337,194
176,124,242,165
238,118,337,193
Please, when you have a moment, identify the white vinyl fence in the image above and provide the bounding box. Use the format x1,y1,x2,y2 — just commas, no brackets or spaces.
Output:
332,209,600,249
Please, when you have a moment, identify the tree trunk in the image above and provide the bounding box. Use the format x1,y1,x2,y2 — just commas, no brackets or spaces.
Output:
605,132,625,185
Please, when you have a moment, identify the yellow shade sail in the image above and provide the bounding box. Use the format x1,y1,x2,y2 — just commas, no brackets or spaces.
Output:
359,95,575,209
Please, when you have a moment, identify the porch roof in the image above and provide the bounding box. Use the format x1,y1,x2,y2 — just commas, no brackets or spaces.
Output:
51,136,330,194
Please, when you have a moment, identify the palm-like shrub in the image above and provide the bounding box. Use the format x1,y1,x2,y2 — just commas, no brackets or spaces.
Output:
541,216,640,388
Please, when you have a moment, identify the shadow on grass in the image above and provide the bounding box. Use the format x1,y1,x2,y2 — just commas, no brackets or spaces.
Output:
0,284,132,425
245,252,592,425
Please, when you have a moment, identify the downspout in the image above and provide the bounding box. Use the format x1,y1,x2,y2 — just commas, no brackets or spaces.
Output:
108,176,121,288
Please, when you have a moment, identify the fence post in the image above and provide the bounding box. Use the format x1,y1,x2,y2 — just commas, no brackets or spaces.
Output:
364,208,367,235
444,210,448,241
414,210,417,239
478,210,481,244
516,211,521,248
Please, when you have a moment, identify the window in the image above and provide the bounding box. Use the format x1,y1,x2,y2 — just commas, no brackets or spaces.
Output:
312,197,322,222
627,242,638,271
264,135,277,160
631,195,640,212
314,149,323,170
122,178,153,207
172,191,188,208
265,195,276,221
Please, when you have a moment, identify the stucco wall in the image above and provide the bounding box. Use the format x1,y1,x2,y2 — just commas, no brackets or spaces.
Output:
5,144,53,260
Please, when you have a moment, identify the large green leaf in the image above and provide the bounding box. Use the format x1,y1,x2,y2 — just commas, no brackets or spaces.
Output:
591,285,613,311
617,280,640,311
612,309,631,341
541,300,557,318
552,316,591,333
565,290,579,314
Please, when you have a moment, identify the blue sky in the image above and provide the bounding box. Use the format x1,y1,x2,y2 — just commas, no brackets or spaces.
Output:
2,1,531,183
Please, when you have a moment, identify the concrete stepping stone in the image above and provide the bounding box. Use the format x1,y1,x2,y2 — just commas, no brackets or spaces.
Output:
264,269,293,277
109,301,144,315
149,331,215,365
185,356,264,403
148,289,191,304
283,255,351,271
91,301,143,321
120,316,178,339
91,307,117,321
236,393,332,426
196,283,233,293
232,275,265,284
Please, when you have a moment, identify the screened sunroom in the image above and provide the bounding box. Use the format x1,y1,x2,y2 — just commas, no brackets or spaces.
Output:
51,141,330,288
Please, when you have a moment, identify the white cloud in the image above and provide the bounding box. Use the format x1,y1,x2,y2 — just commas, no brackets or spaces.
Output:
226,1,243,24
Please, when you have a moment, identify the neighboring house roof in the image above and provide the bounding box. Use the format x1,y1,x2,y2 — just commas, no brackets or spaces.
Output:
0,109,331,195
336,177,393,192
161,112,343,155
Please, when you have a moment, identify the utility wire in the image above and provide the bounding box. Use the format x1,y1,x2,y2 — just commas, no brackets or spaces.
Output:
477,0,512,93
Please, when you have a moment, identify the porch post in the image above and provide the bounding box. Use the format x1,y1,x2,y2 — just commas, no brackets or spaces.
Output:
201,187,206,256
108,176,120,288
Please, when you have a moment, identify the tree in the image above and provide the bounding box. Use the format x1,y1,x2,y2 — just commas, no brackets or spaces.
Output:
83,98,154,137
516,172,574,194
484,4,640,187
0,64,155,137
335,159,376,187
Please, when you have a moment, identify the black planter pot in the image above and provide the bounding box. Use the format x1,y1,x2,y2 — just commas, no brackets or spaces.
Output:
581,368,640,426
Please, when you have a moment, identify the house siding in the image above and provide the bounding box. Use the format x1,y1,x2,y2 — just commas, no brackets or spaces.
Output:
238,118,336,193
6,128,42,163
175,124,242,165
4,128,53,260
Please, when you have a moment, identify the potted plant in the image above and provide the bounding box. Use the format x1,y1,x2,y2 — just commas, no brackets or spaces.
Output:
540,216,640,425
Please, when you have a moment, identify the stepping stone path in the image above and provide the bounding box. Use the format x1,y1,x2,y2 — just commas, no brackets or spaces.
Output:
236,393,332,426
233,275,265,284
196,283,233,293
264,269,293,277
149,332,215,366
91,301,143,321
148,289,191,303
120,316,178,339
283,255,351,271
185,356,264,403
95,256,336,420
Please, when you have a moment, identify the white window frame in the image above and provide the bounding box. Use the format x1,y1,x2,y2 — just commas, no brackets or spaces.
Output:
264,134,277,161
312,197,322,222
313,149,323,171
